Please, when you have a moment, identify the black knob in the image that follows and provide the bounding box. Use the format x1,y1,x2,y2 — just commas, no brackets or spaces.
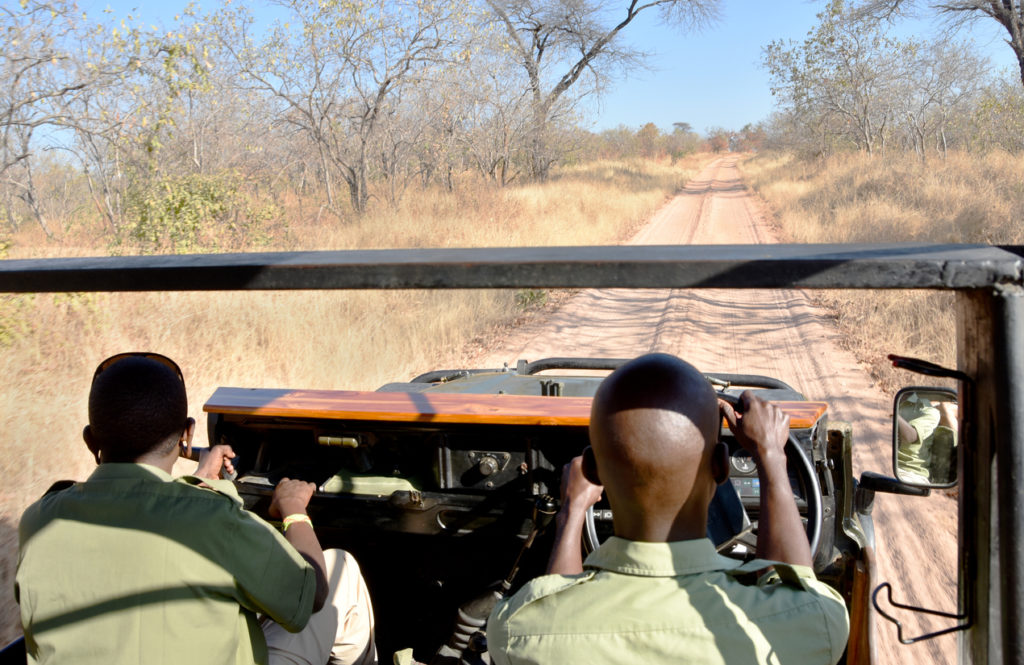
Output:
533,494,559,530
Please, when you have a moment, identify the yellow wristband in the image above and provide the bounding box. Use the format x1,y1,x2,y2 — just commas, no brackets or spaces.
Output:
282,513,312,532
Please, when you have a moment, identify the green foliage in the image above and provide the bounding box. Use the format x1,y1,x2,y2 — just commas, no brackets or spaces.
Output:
0,237,32,345
0,295,33,348
120,172,283,253
515,289,548,311
967,81,1024,152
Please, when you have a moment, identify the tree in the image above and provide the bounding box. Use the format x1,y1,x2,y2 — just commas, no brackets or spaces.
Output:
483,0,719,180
965,74,1024,151
763,0,905,155
734,123,767,152
850,0,1024,87
892,39,987,160
705,127,732,152
665,122,700,160
1,2,209,239
215,0,459,215
635,122,662,158
0,1,127,236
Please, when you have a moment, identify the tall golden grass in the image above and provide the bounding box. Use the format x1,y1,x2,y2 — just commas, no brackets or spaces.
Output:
740,150,1024,390
0,156,703,642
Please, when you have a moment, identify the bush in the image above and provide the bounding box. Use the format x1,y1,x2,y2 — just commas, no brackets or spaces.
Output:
120,172,284,253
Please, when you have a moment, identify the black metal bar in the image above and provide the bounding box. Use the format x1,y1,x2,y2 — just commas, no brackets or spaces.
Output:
704,373,795,392
519,358,630,374
993,287,1024,664
872,582,969,645
409,369,501,383
0,244,1020,292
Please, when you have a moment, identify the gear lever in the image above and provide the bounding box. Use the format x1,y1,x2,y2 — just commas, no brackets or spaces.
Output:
431,495,558,665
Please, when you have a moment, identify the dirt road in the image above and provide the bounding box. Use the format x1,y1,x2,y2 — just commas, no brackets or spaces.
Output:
476,156,960,664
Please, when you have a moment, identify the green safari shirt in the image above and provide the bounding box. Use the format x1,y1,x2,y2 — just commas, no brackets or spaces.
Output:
15,463,317,665
488,537,849,665
898,394,941,481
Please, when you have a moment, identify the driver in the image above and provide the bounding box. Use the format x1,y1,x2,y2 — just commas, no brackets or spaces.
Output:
15,353,377,664
487,353,849,664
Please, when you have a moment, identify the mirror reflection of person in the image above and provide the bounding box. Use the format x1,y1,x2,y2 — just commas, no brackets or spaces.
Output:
488,353,849,665
897,392,958,484
15,353,377,665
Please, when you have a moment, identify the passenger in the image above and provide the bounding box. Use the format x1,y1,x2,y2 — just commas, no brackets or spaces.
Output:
896,392,940,483
897,392,957,484
487,353,849,664
15,353,377,665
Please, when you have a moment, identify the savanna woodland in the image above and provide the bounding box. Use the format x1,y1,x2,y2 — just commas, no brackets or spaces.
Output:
2,0,1024,646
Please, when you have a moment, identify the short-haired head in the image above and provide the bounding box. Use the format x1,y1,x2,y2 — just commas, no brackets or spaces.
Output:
86,354,188,463
588,353,726,540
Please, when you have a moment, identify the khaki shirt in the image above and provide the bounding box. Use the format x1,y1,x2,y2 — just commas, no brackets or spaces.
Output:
488,537,849,665
16,463,316,664
898,394,941,480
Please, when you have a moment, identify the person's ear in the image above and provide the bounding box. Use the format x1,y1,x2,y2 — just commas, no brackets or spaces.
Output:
181,417,196,458
83,426,101,465
711,441,730,485
581,446,601,485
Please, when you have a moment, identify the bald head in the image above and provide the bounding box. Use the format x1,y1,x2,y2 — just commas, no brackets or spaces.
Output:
588,353,726,541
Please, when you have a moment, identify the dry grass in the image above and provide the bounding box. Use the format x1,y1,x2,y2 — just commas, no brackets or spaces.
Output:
0,155,705,642
740,150,1024,391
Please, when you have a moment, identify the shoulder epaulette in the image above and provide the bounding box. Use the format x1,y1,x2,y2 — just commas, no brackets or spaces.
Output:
725,558,806,587
176,475,243,505
43,480,75,496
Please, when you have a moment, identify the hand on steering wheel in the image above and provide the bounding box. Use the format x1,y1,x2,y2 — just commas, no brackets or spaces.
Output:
716,391,821,562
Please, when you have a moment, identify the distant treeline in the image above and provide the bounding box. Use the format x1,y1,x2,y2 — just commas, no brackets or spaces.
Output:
1,0,722,247
3,0,1022,249
760,0,1024,158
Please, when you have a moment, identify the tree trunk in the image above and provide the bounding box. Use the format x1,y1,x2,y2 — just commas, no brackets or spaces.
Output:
529,102,552,182
318,146,335,209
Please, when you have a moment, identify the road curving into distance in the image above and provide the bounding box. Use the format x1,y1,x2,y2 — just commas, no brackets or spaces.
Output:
477,156,959,665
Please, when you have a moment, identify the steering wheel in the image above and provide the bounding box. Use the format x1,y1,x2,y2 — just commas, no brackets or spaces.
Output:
582,392,822,562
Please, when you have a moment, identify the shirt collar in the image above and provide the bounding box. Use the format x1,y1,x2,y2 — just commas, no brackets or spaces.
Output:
583,536,739,577
88,462,173,483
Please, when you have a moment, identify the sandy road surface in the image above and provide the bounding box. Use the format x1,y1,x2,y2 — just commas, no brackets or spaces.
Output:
475,157,960,664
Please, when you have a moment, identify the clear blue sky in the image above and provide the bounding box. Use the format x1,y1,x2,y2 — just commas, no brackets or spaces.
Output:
86,0,1019,135
589,0,1019,133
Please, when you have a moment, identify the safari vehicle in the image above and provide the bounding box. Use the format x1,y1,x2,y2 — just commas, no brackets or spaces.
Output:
203,359,856,661
0,244,1020,665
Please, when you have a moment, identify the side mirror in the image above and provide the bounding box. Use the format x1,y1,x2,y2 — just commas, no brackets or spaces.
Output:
893,387,958,488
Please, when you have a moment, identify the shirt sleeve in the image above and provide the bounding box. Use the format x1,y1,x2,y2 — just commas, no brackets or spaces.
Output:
487,597,513,665
173,475,317,630
909,405,940,443
230,509,317,632
758,564,850,665
176,477,317,633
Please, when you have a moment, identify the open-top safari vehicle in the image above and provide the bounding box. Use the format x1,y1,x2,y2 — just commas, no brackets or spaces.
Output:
202,359,855,661
0,244,1020,665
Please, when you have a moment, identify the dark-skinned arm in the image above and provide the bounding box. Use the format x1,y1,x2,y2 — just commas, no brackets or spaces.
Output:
269,478,329,612
721,392,813,568
546,455,604,575
194,444,237,480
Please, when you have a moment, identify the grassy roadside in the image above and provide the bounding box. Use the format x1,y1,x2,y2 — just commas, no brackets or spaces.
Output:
0,155,706,643
739,150,1024,391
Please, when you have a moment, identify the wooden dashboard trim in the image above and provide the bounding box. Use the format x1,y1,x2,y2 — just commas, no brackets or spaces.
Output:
204,387,828,429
